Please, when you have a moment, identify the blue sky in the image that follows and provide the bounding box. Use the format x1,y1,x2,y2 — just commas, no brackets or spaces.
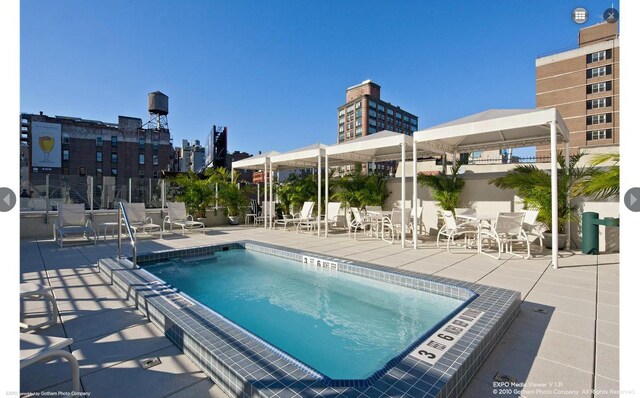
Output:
20,0,619,156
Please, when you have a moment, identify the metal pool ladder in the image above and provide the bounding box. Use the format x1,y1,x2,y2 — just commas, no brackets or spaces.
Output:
117,201,137,268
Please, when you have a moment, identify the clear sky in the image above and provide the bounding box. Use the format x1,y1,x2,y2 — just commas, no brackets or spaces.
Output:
20,0,619,156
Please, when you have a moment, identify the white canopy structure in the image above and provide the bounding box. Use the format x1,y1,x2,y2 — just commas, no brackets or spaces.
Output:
270,144,327,236
413,108,570,268
231,151,280,229
325,131,431,246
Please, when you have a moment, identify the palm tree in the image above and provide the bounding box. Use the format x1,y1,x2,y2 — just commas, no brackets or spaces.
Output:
171,171,215,219
417,163,465,213
330,166,390,209
489,152,594,234
573,153,619,200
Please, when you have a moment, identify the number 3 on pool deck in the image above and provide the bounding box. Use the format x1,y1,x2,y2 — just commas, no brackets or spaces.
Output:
418,350,436,359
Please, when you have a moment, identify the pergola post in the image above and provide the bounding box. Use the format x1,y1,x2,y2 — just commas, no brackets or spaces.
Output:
269,161,273,229
550,120,559,269
317,153,321,236
413,141,418,250
401,143,406,248
263,160,267,230
325,151,329,237
565,141,571,249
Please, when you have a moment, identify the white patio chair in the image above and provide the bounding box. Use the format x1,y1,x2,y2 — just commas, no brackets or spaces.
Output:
54,203,97,247
523,209,545,252
324,202,347,231
21,333,80,393
255,201,276,226
436,210,479,253
123,203,163,239
163,202,204,234
381,208,413,244
276,201,314,231
454,207,477,222
479,212,530,259
20,283,59,331
364,206,384,236
348,208,374,239
410,206,427,236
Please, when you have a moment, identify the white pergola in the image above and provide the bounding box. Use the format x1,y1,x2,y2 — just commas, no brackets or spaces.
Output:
412,108,570,268
270,144,327,236
325,131,433,246
231,150,280,229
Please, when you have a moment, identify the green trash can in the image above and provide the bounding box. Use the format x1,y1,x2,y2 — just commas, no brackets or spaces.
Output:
582,212,620,255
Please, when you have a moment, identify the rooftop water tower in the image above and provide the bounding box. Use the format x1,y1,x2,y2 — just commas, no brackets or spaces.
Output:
148,91,169,131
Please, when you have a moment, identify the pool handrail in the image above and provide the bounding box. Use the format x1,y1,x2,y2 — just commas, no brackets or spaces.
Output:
117,201,137,268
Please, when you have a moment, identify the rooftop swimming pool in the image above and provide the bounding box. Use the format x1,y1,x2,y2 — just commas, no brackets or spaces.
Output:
99,241,521,397
143,249,466,380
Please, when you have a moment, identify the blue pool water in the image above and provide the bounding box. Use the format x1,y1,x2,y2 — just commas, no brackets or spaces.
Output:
145,249,464,380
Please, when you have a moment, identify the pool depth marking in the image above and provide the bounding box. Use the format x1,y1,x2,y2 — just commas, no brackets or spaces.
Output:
302,255,339,270
410,308,484,365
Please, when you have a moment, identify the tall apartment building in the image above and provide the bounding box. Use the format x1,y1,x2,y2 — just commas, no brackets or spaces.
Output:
337,80,418,143
176,139,206,172
536,22,619,157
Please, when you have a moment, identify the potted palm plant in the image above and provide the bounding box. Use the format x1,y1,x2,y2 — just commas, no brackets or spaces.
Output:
207,167,250,225
489,152,596,249
417,163,465,213
171,171,216,221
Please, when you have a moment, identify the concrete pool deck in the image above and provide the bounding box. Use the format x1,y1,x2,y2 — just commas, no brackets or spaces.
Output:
19,226,619,397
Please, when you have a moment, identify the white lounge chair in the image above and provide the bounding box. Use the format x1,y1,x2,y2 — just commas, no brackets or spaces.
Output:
380,208,412,244
480,212,530,259
348,208,375,239
21,333,80,393
54,204,97,247
410,206,427,236
523,209,545,252
122,203,163,239
255,201,276,226
437,210,479,253
163,202,204,234
274,201,314,231
20,283,59,331
324,202,347,231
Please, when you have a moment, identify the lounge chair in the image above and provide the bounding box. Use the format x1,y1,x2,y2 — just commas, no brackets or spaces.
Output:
122,203,163,239
324,202,347,231
20,283,59,331
21,333,80,393
54,203,97,247
479,212,530,259
275,201,315,231
163,202,204,234
410,206,427,236
523,209,545,252
348,208,375,239
437,210,479,253
255,201,276,226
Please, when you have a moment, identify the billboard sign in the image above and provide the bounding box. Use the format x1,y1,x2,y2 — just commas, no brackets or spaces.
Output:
31,122,62,173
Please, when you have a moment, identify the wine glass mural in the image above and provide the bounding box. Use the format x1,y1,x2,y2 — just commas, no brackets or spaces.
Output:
38,135,55,163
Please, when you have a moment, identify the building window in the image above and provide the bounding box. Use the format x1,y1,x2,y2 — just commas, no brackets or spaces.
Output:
138,169,145,178
369,101,377,109
62,133,70,144
96,151,102,162
355,101,361,109
79,167,86,176
338,125,344,133
152,139,159,150
586,129,612,141
339,133,344,142
111,153,117,163
587,97,611,109
339,116,345,124
347,104,355,113
377,103,384,111
153,171,158,178
387,108,394,116
96,167,102,176
139,154,145,165
355,127,362,137
587,81,611,94
403,115,409,122
369,119,377,127
587,66,611,78
153,155,158,166
111,168,117,176
356,118,362,127
96,136,103,146
139,137,145,149
587,50,611,63
355,109,362,117
62,149,69,161
368,126,377,134
339,109,345,116
111,135,117,147
587,113,611,125
368,109,377,118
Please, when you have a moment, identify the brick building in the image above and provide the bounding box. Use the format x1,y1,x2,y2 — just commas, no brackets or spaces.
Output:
536,22,619,156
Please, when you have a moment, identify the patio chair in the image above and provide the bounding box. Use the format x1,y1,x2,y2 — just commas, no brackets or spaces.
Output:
364,206,384,236
409,206,427,236
324,202,347,231
479,212,530,259
454,207,477,222
380,208,412,244
523,209,545,252
436,210,479,253
348,208,375,239
20,283,59,332
54,203,97,247
255,201,276,226
122,203,163,239
276,201,314,231
21,333,80,393
163,202,204,234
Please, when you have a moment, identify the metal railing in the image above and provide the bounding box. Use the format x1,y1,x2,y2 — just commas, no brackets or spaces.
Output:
117,201,137,268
